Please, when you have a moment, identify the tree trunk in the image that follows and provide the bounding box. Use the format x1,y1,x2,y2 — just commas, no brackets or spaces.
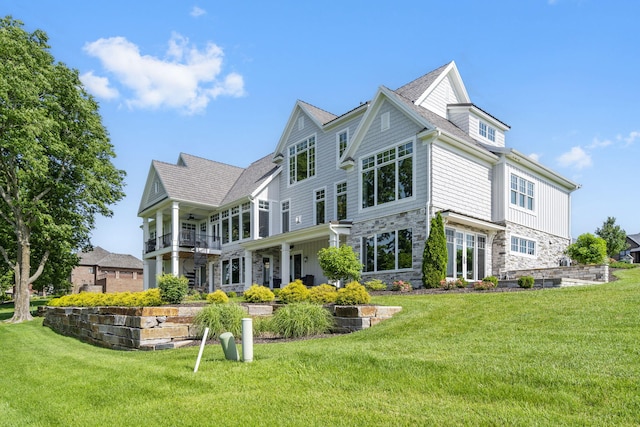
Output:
9,240,33,323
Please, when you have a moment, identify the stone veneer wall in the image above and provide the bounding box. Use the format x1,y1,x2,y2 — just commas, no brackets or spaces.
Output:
492,223,570,277
42,304,402,351
349,209,427,287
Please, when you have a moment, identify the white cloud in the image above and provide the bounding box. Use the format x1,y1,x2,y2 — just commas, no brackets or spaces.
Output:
528,153,541,162
587,137,613,149
622,131,640,146
83,33,245,114
190,6,206,17
80,71,119,99
557,146,592,170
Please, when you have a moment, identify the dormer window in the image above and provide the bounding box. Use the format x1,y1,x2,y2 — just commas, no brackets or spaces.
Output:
479,121,496,142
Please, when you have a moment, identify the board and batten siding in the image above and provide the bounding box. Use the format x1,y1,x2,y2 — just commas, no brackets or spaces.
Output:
431,142,492,221
418,75,459,119
497,163,571,238
347,100,427,224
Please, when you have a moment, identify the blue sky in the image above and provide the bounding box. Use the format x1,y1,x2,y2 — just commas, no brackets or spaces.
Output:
4,0,640,257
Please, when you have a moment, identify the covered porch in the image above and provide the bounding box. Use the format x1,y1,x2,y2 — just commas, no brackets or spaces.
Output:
241,221,352,290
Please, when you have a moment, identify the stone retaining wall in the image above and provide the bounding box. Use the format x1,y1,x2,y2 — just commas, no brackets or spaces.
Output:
503,264,609,283
42,303,402,351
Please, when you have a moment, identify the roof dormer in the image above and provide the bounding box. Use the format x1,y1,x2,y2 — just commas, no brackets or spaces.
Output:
447,103,510,148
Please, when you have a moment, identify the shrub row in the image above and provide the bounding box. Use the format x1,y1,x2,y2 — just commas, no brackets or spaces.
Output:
234,281,371,305
48,289,163,307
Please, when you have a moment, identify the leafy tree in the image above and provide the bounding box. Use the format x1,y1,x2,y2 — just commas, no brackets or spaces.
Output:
566,233,608,265
318,245,363,286
595,216,628,258
422,212,447,288
0,17,125,322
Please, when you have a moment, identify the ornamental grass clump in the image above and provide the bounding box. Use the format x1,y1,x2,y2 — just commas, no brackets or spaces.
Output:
270,302,334,338
279,279,310,303
335,281,371,305
308,284,338,304
193,303,246,339
206,290,229,304
243,284,275,303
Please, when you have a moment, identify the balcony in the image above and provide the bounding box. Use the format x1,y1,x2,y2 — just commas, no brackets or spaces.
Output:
145,232,221,254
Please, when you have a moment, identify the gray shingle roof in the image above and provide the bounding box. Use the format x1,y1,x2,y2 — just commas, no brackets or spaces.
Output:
78,247,143,269
298,100,338,125
395,62,451,102
154,153,244,207
221,153,280,205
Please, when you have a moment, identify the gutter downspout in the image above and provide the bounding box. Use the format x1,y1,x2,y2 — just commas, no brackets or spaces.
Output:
425,130,441,237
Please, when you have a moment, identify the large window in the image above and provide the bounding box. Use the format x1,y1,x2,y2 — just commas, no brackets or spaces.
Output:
242,202,251,239
314,188,325,225
363,228,412,272
259,200,270,238
289,135,316,184
361,141,413,209
510,174,535,211
511,236,536,256
222,257,244,285
281,200,290,233
336,182,347,221
446,228,486,280
219,203,252,244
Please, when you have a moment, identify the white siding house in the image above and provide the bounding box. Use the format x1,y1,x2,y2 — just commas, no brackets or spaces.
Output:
138,61,579,291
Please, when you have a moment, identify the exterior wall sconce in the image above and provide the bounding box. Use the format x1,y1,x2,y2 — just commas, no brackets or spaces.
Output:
303,256,308,263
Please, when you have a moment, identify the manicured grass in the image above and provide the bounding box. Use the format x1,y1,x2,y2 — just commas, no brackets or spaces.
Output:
1,271,639,426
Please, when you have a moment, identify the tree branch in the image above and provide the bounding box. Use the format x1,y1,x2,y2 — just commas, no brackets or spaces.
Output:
0,245,17,270
28,249,50,284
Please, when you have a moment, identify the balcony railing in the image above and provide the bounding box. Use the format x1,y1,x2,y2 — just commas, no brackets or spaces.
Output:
145,232,222,254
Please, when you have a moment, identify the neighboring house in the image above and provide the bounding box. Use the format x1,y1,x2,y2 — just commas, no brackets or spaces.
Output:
71,247,144,293
138,61,580,292
620,233,640,263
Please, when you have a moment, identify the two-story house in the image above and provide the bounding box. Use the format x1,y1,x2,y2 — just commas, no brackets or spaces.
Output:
138,61,580,292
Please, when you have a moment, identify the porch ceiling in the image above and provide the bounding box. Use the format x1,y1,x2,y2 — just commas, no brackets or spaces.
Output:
241,222,352,251
440,211,505,232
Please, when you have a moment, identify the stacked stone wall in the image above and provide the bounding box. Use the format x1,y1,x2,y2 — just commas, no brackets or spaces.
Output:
502,264,609,283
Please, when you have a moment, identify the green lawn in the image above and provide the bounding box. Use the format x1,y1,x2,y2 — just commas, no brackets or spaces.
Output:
1,270,639,426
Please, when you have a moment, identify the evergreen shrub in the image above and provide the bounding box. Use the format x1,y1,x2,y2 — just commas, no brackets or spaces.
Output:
158,274,189,304
364,279,388,291
206,290,229,304
243,284,275,303
279,279,310,303
335,281,371,305
518,276,535,289
309,284,338,304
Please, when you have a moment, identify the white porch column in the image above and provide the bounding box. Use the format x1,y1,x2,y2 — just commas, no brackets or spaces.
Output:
155,210,163,249
244,250,253,291
143,259,150,290
208,261,215,293
171,201,180,277
155,255,163,285
142,218,149,252
281,243,290,284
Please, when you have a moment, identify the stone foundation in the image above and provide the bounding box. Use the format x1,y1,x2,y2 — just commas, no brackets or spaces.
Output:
501,264,609,283
42,303,401,350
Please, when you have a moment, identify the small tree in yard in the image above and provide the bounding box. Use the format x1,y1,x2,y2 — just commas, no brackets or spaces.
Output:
566,233,608,265
595,216,628,258
422,212,447,288
158,274,189,304
318,245,363,287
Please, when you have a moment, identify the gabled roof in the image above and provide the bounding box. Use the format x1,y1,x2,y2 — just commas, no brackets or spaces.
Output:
627,233,640,246
298,100,337,126
78,247,142,270
395,62,451,102
221,153,280,205
139,153,244,213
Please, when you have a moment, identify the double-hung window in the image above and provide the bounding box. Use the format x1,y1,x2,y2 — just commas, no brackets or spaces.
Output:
361,141,413,209
289,135,316,184
281,200,290,233
337,130,348,164
336,182,347,221
510,174,535,211
314,189,325,225
479,121,496,142
258,200,270,238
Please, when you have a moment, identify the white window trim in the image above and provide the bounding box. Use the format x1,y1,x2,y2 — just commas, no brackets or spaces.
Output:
313,186,326,225
509,173,537,215
335,181,347,221
510,235,537,258
281,199,291,234
336,128,349,168
445,227,488,281
478,120,496,143
357,137,417,213
361,228,413,274
287,133,317,187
